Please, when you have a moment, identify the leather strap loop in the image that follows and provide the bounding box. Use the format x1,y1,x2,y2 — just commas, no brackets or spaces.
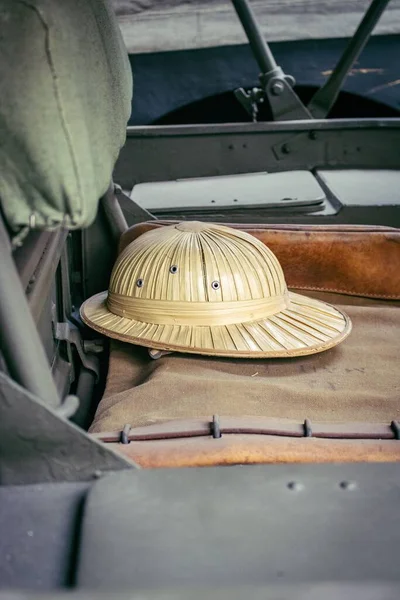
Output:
93,416,400,443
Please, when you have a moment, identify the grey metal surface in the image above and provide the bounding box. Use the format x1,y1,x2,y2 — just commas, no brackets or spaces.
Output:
112,120,400,226
2,583,400,598
0,371,135,485
5,220,74,402
82,187,155,299
317,169,400,206
13,231,53,291
0,482,89,590
26,230,68,324
77,464,400,589
114,120,400,190
130,170,327,212
115,187,156,226
0,218,60,408
101,184,129,242
308,0,391,118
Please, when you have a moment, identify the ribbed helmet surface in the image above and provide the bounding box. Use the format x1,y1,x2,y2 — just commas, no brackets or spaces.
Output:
110,221,286,302
81,222,351,358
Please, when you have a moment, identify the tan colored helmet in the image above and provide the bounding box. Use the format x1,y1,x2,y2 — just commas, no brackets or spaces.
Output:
81,221,351,358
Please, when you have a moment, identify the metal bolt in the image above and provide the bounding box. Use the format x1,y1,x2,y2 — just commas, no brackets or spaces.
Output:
339,480,357,490
287,481,304,491
271,81,285,96
281,143,291,154
309,131,318,141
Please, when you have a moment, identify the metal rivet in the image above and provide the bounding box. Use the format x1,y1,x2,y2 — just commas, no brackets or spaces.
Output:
136,278,144,288
211,281,220,290
287,481,304,491
271,80,285,96
281,143,291,154
339,480,357,490
169,265,178,274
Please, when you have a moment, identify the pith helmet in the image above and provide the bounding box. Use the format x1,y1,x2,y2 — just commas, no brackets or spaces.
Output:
81,222,351,358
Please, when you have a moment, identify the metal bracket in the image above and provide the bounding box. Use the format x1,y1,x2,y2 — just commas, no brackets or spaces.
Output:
271,129,322,161
234,72,310,123
55,320,100,382
234,87,265,122
232,0,391,122
231,0,311,122
262,74,312,122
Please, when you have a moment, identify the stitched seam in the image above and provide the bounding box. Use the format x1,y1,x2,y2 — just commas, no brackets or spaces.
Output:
18,1,83,220
291,285,400,299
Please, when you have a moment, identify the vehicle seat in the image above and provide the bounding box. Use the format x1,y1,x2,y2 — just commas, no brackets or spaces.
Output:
0,0,132,232
90,221,400,467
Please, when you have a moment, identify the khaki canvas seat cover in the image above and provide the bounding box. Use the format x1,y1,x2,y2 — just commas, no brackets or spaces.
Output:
89,224,400,468
0,0,132,230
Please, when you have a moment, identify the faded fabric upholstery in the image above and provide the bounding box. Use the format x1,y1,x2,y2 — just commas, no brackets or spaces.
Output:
90,293,400,432
0,0,132,230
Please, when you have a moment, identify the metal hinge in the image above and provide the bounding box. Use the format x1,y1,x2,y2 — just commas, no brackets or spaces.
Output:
54,320,100,382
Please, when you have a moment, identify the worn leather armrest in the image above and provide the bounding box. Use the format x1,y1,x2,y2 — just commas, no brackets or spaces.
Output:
119,222,400,300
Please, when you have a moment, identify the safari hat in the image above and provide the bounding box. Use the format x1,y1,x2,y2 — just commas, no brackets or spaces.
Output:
81,222,351,358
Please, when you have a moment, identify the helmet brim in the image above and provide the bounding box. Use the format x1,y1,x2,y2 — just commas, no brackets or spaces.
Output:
80,290,351,358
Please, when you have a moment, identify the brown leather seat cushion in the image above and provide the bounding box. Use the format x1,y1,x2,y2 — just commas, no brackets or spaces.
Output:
89,292,400,433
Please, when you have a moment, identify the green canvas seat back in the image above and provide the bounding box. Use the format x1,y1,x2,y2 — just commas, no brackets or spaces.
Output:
0,0,133,231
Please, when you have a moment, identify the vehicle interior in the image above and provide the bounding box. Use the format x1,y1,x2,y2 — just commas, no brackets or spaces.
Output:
0,0,399,597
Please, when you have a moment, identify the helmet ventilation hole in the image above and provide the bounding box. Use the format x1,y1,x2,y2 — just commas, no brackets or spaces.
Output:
136,278,144,288
211,281,220,290
169,265,178,274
